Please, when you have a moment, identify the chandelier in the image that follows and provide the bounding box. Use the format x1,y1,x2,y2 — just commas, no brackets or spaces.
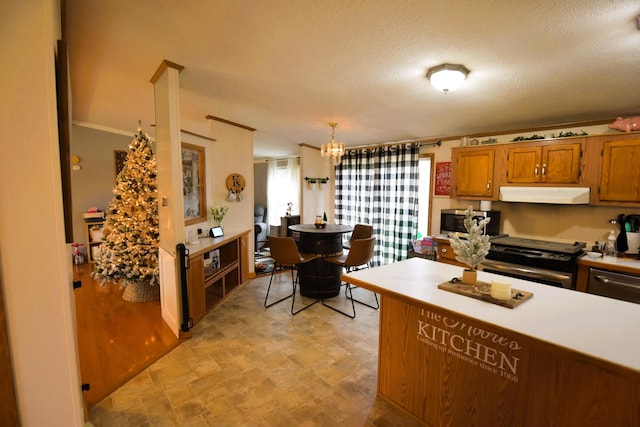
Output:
320,122,345,165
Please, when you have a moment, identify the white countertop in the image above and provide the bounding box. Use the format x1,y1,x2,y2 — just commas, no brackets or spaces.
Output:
580,253,640,272
184,229,249,257
343,258,640,373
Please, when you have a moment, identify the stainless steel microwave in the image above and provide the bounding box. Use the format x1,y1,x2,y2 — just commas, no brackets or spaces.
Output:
440,209,501,236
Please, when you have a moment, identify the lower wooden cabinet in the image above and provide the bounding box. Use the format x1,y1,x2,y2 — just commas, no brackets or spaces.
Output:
187,255,206,323
186,230,249,325
433,237,466,268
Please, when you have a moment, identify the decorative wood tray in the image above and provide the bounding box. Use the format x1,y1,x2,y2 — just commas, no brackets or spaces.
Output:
438,279,533,309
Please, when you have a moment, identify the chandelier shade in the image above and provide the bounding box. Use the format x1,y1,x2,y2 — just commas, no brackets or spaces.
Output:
426,63,470,94
321,122,345,165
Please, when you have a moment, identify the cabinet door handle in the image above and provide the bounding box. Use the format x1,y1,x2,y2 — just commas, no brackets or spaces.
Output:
441,248,447,253
534,164,539,175
486,180,491,190
593,275,637,289
542,163,546,176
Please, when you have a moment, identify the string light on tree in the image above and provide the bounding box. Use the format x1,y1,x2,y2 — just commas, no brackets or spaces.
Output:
92,123,160,301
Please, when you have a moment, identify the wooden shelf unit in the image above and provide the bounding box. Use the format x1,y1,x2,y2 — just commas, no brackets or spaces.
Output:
186,230,249,324
280,215,300,238
84,220,105,263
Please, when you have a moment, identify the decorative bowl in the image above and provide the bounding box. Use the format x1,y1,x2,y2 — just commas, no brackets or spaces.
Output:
586,251,603,259
314,223,326,229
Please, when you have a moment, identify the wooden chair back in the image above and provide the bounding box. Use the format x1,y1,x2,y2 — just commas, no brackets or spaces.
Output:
344,237,375,267
268,236,302,266
349,224,373,242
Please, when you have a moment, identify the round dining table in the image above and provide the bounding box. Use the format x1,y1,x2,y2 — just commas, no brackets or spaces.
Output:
288,223,353,298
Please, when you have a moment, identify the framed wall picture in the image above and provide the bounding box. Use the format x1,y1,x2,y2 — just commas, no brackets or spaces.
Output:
434,161,452,196
114,150,127,177
182,143,207,225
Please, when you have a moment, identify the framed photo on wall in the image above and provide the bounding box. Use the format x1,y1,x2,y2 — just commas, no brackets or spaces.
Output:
434,161,451,196
182,143,207,225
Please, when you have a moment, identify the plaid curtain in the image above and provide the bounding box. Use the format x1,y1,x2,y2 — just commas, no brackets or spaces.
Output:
335,144,420,266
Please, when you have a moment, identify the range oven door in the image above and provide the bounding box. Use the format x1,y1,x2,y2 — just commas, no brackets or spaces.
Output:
481,259,574,289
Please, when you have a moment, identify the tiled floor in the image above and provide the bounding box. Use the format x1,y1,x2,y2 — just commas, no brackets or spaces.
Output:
89,273,423,426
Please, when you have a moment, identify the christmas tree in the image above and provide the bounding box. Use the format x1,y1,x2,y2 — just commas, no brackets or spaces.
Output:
449,206,491,270
92,126,160,298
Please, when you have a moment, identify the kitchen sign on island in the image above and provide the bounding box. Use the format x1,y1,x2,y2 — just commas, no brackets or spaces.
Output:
342,258,639,426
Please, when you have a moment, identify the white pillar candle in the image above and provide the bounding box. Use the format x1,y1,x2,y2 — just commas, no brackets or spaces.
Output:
491,280,512,300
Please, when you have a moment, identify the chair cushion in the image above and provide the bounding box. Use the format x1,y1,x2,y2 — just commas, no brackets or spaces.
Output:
254,205,266,223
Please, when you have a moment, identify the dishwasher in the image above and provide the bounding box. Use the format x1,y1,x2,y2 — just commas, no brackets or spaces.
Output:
587,268,640,304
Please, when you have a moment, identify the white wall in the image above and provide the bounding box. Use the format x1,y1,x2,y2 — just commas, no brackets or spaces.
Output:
300,145,333,223
0,0,84,425
70,125,132,244
207,119,255,268
253,162,268,209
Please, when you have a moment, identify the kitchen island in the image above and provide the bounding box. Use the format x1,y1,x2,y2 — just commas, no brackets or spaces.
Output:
342,258,639,427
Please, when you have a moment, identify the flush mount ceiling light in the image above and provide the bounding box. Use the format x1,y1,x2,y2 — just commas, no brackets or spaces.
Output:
426,63,470,94
320,122,345,165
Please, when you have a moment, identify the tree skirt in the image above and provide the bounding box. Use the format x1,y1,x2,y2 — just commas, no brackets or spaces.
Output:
122,281,160,302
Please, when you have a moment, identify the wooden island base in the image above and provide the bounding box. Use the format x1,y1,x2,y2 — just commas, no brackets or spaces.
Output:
343,259,639,427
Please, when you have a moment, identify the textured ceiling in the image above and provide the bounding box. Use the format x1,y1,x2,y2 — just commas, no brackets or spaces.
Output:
65,0,640,159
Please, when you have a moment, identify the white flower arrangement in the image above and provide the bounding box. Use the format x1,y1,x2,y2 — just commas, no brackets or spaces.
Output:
449,206,491,270
210,204,230,224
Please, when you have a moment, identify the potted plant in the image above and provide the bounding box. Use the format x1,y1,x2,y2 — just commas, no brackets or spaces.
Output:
449,205,491,284
210,204,229,227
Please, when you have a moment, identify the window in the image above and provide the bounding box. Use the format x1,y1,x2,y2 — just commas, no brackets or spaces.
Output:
417,154,434,238
266,158,301,226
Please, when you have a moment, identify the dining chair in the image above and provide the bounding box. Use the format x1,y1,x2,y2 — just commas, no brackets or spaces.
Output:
324,237,376,318
264,236,320,314
343,223,373,250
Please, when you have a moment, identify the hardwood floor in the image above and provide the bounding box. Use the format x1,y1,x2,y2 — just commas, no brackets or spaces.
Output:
73,263,180,408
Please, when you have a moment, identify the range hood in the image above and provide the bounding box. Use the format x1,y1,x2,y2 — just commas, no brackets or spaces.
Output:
499,186,590,204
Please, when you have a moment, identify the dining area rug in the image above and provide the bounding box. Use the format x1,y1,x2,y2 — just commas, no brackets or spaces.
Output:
254,248,274,276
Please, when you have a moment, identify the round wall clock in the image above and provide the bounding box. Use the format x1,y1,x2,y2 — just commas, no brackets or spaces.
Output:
226,173,245,193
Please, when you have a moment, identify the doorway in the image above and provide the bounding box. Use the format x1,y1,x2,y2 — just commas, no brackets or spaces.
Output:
417,153,434,237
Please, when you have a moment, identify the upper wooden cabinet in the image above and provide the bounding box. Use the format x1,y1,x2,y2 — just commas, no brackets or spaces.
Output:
450,133,640,206
451,147,497,199
599,139,640,204
507,141,582,184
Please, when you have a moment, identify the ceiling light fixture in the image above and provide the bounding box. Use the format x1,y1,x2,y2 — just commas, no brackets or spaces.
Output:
321,122,345,166
426,63,470,94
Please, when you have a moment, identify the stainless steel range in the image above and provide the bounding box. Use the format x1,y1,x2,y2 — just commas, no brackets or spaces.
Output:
482,236,586,289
